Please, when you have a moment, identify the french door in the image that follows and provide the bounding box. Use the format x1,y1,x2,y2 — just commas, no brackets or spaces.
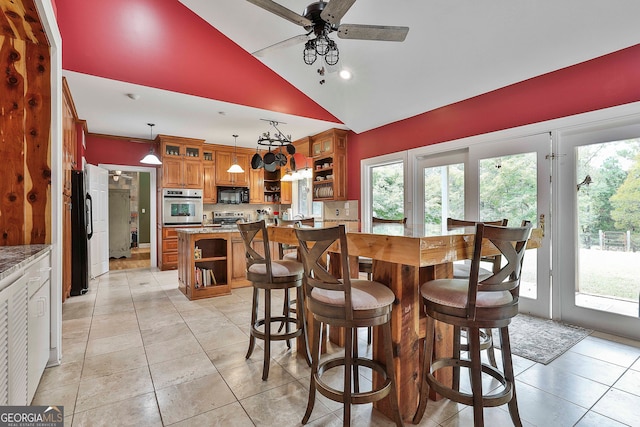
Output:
557,121,640,339
468,134,552,318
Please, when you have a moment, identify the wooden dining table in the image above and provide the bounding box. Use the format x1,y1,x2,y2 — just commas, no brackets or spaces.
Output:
267,224,543,421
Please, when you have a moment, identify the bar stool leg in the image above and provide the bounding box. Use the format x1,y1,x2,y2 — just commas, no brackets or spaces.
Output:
468,328,484,427
413,315,434,423
263,288,272,381
343,323,353,426
246,287,259,359
352,328,360,394
297,286,311,365
302,317,322,424
501,327,523,427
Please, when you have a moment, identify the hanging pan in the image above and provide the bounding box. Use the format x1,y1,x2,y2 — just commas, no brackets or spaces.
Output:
275,148,287,167
263,147,275,165
251,147,263,169
264,161,277,172
285,143,296,155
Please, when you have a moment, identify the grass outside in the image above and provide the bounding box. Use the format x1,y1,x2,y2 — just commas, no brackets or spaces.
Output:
579,248,640,301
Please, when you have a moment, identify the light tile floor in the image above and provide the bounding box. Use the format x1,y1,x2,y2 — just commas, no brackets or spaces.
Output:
34,268,640,426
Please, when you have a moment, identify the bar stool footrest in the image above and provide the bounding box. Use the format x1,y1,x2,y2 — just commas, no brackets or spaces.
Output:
251,316,303,342
427,357,513,407
315,357,393,405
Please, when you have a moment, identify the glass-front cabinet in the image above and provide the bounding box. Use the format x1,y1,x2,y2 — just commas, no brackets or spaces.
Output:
157,135,204,189
311,129,347,201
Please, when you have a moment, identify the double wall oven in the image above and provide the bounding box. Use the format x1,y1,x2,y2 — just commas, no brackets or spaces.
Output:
162,188,203,226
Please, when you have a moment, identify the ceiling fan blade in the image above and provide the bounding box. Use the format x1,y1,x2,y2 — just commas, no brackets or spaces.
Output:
246,0,312,27
320,0,357,25
252,33,310,57
337,24,409,42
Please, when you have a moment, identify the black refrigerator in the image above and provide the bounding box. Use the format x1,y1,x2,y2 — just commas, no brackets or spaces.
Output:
71,170,93,296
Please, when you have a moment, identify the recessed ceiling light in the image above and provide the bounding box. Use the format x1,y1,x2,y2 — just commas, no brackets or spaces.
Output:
339,70,352,80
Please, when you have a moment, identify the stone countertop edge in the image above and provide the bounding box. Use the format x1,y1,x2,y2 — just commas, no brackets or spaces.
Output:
175,227,240,234
0,244,51,282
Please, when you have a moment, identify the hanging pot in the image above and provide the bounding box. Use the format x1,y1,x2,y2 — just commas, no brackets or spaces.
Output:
263,148,275,165
285,144,296,155
289,155,296,171
264,161,277,172
275,149,287,167
251,147,263,169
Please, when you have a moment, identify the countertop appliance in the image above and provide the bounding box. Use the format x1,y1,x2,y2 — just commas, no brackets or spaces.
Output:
217,186,249,204
71,170,93,296
213,211,246,228
162,188,203,226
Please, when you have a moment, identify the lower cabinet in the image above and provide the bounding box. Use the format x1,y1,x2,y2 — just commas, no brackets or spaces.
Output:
178,231,233,300
0,249,51,406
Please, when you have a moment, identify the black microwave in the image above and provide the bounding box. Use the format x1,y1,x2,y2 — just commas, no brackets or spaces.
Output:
217,186,249,204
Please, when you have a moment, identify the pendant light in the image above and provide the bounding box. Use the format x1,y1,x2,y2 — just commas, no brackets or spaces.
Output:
227,134,244,173
140,123,162,165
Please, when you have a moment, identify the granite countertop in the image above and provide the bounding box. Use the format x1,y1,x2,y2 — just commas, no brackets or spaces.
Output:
0,244,51,282
176,226,240,234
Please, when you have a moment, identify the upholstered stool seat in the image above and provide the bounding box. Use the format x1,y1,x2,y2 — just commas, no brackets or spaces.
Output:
237,220,310,381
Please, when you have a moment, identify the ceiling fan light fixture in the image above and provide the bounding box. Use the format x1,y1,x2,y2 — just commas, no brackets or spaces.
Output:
325,39,339,66
303,39,317,65
140,123,162,166
315,35,330,56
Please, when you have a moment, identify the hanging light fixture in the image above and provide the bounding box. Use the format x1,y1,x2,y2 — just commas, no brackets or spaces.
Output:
140,123,162,165
227,134,244,173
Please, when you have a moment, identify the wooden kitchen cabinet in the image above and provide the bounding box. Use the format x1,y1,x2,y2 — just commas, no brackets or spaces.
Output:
311,129,347,201
311,129,346,157
293,136,311,157
178,231,233,300
203,149,216,203
157,135,204,189
249,168,264,204
215,149,249,186
281,180,292,204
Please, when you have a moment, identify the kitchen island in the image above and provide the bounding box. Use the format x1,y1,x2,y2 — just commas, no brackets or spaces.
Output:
176,227,252,300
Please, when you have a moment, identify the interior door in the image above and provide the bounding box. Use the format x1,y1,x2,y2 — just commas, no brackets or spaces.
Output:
557,121,640,339
468,133,552,318
86,164,109,277
109,189,131,259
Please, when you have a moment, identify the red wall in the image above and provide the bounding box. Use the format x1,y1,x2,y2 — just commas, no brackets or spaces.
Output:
55,0,340,124
347,43,640,198
85,134,158,168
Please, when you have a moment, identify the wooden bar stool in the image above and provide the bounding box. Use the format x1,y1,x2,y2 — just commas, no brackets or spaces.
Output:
237,220,310,380
296,225,403,427
447,217,508,368
413,223,532,427
358,216,406,344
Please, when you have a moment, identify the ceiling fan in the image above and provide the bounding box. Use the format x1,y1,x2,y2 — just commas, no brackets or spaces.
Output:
247,0,409,67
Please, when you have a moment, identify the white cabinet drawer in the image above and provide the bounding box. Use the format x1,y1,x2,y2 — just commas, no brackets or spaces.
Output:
26,253,51,298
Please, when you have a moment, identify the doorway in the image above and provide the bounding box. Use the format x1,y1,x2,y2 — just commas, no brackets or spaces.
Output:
99,163,158,271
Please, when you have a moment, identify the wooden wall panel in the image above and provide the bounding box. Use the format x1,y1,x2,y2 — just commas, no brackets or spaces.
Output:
0,0,51,246
0,35,26,246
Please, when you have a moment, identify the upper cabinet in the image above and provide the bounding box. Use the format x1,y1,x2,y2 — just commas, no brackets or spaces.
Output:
158,135,204,189
215,149,249,187
311,129,348,201
202,148,216,203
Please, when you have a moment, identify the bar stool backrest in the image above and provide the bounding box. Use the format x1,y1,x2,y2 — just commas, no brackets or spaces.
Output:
237,220,274,282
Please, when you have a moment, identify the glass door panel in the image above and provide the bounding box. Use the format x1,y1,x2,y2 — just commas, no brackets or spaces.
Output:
469,134,551,318
478,153,538,299
370,162,405,232
575,139,640,317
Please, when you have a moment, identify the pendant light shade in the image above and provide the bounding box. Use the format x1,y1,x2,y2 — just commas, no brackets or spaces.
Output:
227,134,244,173
140,123,162,165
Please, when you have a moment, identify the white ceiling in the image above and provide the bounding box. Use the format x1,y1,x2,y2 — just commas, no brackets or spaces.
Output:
64,0,640,148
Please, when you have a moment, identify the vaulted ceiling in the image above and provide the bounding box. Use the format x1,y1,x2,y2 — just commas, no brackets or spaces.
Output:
58,0,640,148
